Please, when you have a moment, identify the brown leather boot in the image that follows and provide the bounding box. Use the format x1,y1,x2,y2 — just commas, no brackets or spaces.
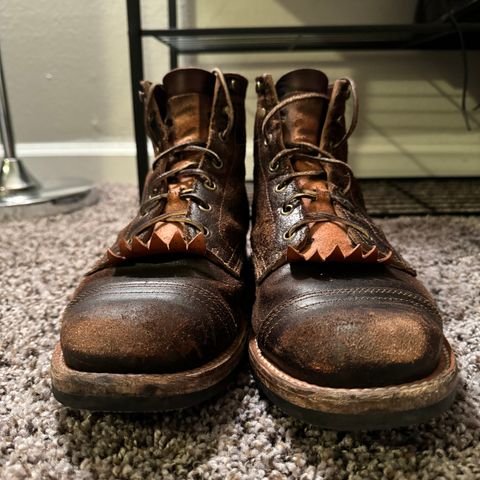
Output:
51,68,250,411
249,69,458,430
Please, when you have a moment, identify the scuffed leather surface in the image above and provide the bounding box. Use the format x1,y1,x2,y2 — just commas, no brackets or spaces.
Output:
276,68,329,146
185,74,250,276
93,71,250,278
251,74,309,282
62,258,250,374
61,69,250,375
251,69,444,389
253,262,443,388
251,73,413,282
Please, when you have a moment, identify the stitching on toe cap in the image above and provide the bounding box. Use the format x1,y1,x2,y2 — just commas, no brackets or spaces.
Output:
259,287,441,346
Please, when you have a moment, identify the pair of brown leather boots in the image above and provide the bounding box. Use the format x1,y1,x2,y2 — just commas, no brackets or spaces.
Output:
51,68,458,430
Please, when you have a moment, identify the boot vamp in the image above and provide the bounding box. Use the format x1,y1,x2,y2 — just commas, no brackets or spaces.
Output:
61,257,246,374
254,262,443,388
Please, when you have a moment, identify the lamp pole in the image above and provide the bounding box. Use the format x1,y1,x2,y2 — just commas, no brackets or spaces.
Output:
0,40,98,220
0,42,39,193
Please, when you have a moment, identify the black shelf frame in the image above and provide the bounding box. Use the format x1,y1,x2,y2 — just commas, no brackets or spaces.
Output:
126,0,480,201
147,23,480,53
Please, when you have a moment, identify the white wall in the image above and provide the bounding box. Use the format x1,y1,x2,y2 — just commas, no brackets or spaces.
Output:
1,0,479,186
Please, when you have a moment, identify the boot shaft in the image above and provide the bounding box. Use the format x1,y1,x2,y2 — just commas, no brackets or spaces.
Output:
92,68,250,278
251,69,413,282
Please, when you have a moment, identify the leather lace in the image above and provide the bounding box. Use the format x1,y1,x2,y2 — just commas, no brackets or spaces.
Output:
261,78,367,241
129,69,234,241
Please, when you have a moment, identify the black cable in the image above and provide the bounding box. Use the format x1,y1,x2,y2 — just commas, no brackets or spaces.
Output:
448,10,471,131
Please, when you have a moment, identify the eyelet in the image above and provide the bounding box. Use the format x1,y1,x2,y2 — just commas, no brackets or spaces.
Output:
203,178,217,191
229,78,237,90
263,132,273,146
203,227,210,237
281,203,294,215
212,157,224,169
283,228,296,241
268,160,279,172
255,79,264,94
258,107,266,119
341,173,352,195
218,131,227,142
198,203,212,212
275,182,287,193
179,187,193,197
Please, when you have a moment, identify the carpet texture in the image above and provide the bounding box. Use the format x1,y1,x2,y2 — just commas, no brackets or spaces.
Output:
1,184,479,480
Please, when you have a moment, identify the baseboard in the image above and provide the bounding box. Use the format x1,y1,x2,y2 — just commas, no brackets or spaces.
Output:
2,140,479,185
1,142,142,185
4,141,141,158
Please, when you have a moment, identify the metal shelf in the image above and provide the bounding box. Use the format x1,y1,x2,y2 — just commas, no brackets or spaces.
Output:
146,24,480,53
127,0,480,207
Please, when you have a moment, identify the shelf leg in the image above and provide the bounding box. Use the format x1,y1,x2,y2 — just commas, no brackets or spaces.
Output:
127,0,149,199
168,0,178,69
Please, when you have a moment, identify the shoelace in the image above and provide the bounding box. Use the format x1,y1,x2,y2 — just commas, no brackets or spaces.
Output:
128,68,234,241
261,78,369,241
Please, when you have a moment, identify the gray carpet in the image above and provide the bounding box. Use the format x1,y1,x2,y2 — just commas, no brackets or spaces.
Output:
1,184,479,480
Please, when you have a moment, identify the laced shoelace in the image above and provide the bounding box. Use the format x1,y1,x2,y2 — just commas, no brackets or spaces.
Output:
261,78,368,241
128,68,234,241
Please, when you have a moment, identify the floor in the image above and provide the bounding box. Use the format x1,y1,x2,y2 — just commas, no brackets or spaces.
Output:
0,184,479,479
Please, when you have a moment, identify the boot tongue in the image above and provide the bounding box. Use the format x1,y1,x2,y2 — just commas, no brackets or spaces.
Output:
275,69,331,202
163,68,216,145
151,68,215,246
277,70,355,260
276,69,329,146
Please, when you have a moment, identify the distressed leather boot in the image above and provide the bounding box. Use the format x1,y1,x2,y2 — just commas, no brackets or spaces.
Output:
249,69,458,430
51,68,250,411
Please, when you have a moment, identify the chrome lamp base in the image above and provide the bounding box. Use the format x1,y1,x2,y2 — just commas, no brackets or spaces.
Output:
0,157,98,221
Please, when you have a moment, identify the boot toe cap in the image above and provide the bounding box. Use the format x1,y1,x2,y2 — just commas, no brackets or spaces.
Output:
61,277,238,374
258,295,443,388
